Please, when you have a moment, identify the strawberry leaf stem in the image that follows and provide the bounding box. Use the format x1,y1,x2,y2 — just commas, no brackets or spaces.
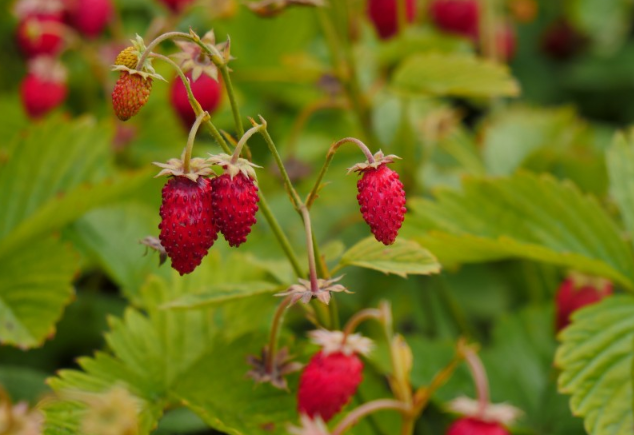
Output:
331,399,411,435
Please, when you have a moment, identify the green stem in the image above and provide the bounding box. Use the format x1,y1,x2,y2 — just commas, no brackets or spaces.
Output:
257,192,304,278
136,31,189,70
265,295,292,373
300,206,319,293
342,308,383,339
306,137,375,209
182,111,208,173
257,119,303,209
230,123,264,164
219,65,245,137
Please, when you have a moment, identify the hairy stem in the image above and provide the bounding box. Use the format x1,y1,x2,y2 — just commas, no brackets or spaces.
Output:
182,111,208,173
306,136,375,209
332,400,411,435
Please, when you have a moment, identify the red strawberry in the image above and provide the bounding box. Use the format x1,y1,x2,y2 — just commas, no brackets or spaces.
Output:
367,0,416,40
64,0,113,38
170,72,222,128
429,0,479,41
353,154,406,245
159,176,217,275
157,0,195,13
297,351,363,422
16,14,64,57
447,417,509,435
112,72,152,121
496,23,517,61
556,275,612,331
541,19,586,60
20,56,67,118
210,172,259,247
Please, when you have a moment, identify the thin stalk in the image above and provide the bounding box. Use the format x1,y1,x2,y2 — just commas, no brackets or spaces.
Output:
413,346,465,414
342,308,383,339
230,124,264,164
265,295,293,373
306,136,375,209
332,400,411,435
300,206,319,293
182,111,208,173
136,31,190,70
219,64,245,136
257,120,303,209
464,347,489,416
328,294,340,330
257,192,304,277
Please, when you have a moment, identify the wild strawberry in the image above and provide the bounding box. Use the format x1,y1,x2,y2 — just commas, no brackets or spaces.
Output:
207,155,260,247
16,14,65,58
158,176,217,275
350,152,406,245
447,417,509,435
157,0,195,13
64,0,113,38
112,72,152,121
111,38,164,121
556,273,612,331
170,72,222,128
297,330,373,422
367,0,416,39
20,56,67,118
541,19,586,60
429,0,479,41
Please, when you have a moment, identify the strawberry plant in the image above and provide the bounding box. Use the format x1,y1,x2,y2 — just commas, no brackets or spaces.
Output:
2,0,634,434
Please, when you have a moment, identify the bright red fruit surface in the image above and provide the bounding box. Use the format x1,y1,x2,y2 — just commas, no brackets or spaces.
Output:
556,277,612,331
447,417,510,435
65,0,113,37
16,14,64,57
429,0,479,41
210,173,259,247
20,73,67,118
159,176,217,275
297,351,363,422
356,164,406,245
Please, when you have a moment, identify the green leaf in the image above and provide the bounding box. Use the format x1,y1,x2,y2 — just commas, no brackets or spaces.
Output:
336,236,441,277
556,296,634,435
565,0,634,54
44,251,291,435
483,106,582,176
607,131,634,242
403,173,634,288
163,281,285,310
0,236,76,348
392,53,520,98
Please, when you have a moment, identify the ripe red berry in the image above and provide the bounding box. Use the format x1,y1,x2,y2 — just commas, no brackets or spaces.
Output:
447,417,509,435
367,0,416,39
157,0,195,13
429,0,479,41
297,351,363,422
159,176,217,275
112,71,153,121
20,56,67,118
170,72,222,128
16,14,64,57
556,276,612,331
356,164,406,245
65,0,113,38
210,173,259,247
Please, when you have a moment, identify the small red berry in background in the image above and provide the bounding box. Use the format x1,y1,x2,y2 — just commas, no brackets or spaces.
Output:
170,72,222,128
447,417,510,435
297,330,372,422
429,0,479,41
159,176,218,275
366,0,416,40
298,351,363,422
556,274,612,331
16,14,65,58
541,19,586,60
64,0,113,38
20,56,67,119
157,0,195,13
496,23,517,61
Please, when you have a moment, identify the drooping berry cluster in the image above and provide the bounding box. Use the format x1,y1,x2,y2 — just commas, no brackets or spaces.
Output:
154,153,261,275
14,0,114,118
